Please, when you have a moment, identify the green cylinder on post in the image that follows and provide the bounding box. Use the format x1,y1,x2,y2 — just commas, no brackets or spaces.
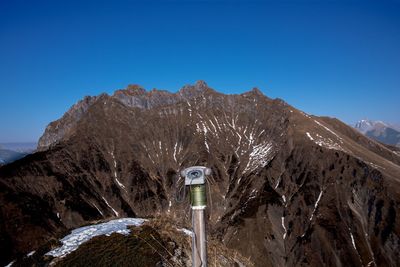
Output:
190,184,207,207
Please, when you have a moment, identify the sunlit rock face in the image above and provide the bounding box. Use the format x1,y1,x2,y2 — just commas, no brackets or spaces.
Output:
1,81,400,266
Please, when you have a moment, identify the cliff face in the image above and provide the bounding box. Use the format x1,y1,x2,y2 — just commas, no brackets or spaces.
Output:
1,81,400,266
38,95,99,150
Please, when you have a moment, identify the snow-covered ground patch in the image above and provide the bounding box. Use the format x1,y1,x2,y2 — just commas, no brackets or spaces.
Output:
102,197,119,217
167,200,172,213
115,178,126,189
91,202,104,216
281,216,287,240
309,191,323,221
314,138,343,151
243,142,273,174
177,228,193,237
27,251,35,257
314,120,343,142
368,161,382,170
349,229,357,251
306,132,314,141
45,218,147,259
248,189,257,200
306,132,345,152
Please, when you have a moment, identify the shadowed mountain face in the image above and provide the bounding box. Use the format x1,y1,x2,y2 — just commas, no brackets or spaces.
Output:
1,81,400,266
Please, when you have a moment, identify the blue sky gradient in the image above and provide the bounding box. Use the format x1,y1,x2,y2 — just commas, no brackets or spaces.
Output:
1,0,399,142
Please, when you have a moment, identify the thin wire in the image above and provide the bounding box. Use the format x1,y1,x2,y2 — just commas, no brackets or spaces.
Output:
206,176,213,220
175,178,187,203
175,171,194,203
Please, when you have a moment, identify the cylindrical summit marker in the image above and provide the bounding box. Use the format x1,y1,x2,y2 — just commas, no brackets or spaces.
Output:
191,184,207,207
181,166,211,267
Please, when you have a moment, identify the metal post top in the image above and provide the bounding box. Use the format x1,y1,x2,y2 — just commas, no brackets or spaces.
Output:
181,166,211,185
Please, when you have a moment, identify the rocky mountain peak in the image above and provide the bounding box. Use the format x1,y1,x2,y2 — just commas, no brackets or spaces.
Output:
195,79,208,88
354,119,400,147
114,84,147,96
354,119,387,134
250,87,263,95
240,87,267,99
38,81,218,150
178,80,215,99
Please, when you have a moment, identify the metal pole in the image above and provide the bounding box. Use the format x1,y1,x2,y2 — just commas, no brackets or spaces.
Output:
181,167,210,267
190,184,207,267
192,207,207,267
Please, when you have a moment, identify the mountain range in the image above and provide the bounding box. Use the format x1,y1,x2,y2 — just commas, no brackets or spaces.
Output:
0,81,399,266
354,120,400,148
0,143,36,165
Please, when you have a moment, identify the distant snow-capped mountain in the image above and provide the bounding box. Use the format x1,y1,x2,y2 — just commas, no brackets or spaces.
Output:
354,119,389,134
354,119,400,147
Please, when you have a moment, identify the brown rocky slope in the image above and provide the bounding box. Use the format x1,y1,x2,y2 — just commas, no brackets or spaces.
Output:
1,81,399,266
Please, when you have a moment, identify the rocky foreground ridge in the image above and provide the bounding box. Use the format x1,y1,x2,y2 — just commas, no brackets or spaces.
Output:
1,81,400,266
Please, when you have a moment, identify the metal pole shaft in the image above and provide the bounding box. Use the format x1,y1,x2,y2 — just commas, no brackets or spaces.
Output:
192,207,207,267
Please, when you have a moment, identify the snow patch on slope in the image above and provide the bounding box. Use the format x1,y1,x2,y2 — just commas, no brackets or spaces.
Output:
306,132,314,141
306,132,345,152
45,218,146,259
314,120,343,142
102,197,119,217
281,216,287,240
115,178,126,189
349,229,357,251
243,142,273,174
177,228,193,237
92,202,104,216
110,151,126,191
27,251,35,257
309,191,323,221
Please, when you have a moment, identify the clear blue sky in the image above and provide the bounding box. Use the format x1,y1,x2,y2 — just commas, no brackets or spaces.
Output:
1,0,399,142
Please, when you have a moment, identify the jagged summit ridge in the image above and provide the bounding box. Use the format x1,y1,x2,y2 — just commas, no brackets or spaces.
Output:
178,80,215,98
38,81,267,150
